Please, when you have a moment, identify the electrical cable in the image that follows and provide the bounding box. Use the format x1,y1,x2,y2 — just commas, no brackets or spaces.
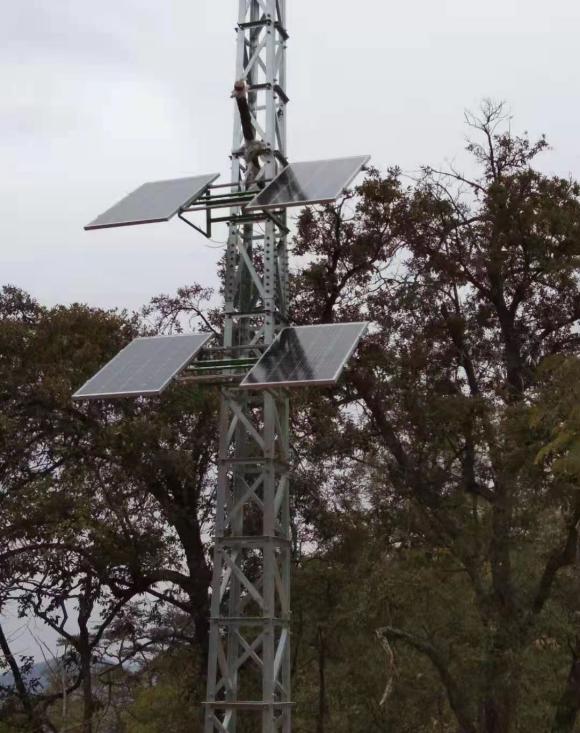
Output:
203,238,228,249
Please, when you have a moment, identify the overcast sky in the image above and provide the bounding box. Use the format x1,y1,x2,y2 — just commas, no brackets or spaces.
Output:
1,0,580,315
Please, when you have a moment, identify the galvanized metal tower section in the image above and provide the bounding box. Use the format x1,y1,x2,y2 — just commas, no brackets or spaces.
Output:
205,2,292,731
76,5,369,732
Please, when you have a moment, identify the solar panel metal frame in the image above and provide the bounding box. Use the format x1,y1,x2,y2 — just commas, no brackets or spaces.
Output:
72,333,213,400
239,322,369,390
85,173,220,230
244,155,370,212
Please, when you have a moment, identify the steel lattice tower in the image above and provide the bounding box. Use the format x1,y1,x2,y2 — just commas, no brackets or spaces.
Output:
204,2,291,731
76,4,369,731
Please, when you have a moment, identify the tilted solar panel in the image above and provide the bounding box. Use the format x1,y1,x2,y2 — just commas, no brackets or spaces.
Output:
73,333,212,400
245,156,370,212
85,173,219,230
240,322,368,389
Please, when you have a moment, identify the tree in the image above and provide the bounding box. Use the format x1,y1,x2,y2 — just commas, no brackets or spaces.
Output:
0,290,217,729
291,101,580,733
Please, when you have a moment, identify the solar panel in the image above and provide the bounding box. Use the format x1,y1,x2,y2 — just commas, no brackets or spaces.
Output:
245,156,370,212
85,173,219,230
73,333,212,400
240,322,368,389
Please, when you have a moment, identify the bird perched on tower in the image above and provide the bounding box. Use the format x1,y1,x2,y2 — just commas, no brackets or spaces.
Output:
231,80,269,187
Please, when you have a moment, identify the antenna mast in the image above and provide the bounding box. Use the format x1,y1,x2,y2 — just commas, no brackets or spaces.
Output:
76,4,369,731
205,2,291,731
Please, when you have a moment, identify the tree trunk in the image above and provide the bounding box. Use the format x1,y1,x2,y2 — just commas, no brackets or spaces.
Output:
193,607,210,662
481,698,511,733
551,639,580,733
0,622,44,731
479,656,520,733
79,640,94,733
77,588,95,733
158,476,212,661
317,626,326,733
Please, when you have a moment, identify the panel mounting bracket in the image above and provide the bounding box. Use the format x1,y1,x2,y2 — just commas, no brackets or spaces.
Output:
178,209,212,239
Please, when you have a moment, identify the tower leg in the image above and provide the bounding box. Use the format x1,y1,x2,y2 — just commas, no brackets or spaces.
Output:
204,3,290,729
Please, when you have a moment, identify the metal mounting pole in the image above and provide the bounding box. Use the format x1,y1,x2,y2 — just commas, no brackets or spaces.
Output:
204,2,291,731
